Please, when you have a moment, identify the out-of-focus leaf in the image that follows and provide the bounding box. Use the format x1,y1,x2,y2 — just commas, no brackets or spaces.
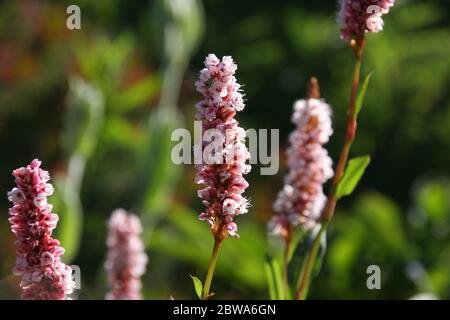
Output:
263,257,285,300
56,77,104,264
336,156,371,200
271,258,284,300
64,76,104,158
111,75,161,112
162,0,204,62
288,231,312,296
416,179,450,221
148,205,266,290
284,9,334,55
355,71,374,118
264,261,276,300
354,192,410,255
139,111,182,217
52,179,82,263
102,116,143,148
76,34,134,92
189,275,203,299
288,226,326,298
429,248,450,297
312,230,327,278
328,222,364,288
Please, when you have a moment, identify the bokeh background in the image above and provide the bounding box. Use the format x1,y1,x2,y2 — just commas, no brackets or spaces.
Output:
0,0,449,299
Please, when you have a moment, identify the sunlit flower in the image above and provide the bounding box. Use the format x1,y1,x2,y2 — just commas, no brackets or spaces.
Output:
105,209,148,300
337,0,396,41
270,98,333,235
8,159,75,300
194,54,251,240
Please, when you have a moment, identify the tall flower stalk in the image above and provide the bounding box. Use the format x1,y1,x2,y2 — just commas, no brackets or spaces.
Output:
194,54,251,299
105,209,148,300
7,159,75,300
294,0,396,300
268,77,333,292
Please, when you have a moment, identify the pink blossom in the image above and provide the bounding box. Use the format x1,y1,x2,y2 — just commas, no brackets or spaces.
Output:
337,0,396,41
7,159,75,300
225,222,239,238
267,214,291,238
194,54,251,240
270,99,333,235
105,209,148,300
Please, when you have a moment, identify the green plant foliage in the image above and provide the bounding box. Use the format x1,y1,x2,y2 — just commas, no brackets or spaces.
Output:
52,181,82,264
336,156,371,200
148,206,266,295
264,260,276,300
0,0,449,300
409,178,450,298
110,75,162,113
263,257,285,300
138,111,183,217
318,192,413,298
190,275,203,299
287,227,326,299
355,71,374,118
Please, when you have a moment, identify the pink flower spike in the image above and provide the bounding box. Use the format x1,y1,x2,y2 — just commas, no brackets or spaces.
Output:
7,159,75,300
270,96,333,235
194,54,251,241
337,0,396,41
105,209,148,300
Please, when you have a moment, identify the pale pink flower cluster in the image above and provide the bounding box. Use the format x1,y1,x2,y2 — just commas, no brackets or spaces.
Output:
194,54,251,239
337,0,396,40
269,99,333,234
105,209,148,300
7,159,75,300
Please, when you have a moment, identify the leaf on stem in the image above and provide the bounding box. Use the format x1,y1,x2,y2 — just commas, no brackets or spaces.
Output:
190,275,203,299
312,229,327,278
264,257,285,299
336,156,371,200
264,261,276,300
355,71,374,118
288,226,326,297
271,259,285,300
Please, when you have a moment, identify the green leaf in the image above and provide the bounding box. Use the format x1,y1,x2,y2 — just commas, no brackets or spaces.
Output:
416,180,450,221
263,257,285,300
190,275,203,299
287,227,326,297
355,71,374,118
111,75,161,112
263,256,285,300
136,108,183,217
336,156,371,200
64,76,104,158
312,230,327,278
52,180,82,263
271,259,285,300
102,116,143,148
264,261,276,300
287,231,313,296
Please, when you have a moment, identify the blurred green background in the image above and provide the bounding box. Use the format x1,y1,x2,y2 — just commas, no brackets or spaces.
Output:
0,0,449,299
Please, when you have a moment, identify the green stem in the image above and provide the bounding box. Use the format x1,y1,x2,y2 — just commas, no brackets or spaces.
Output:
294,38,366,300
282,238,291,299
202,239,222,300
324,38,365,222
294,223,327,300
